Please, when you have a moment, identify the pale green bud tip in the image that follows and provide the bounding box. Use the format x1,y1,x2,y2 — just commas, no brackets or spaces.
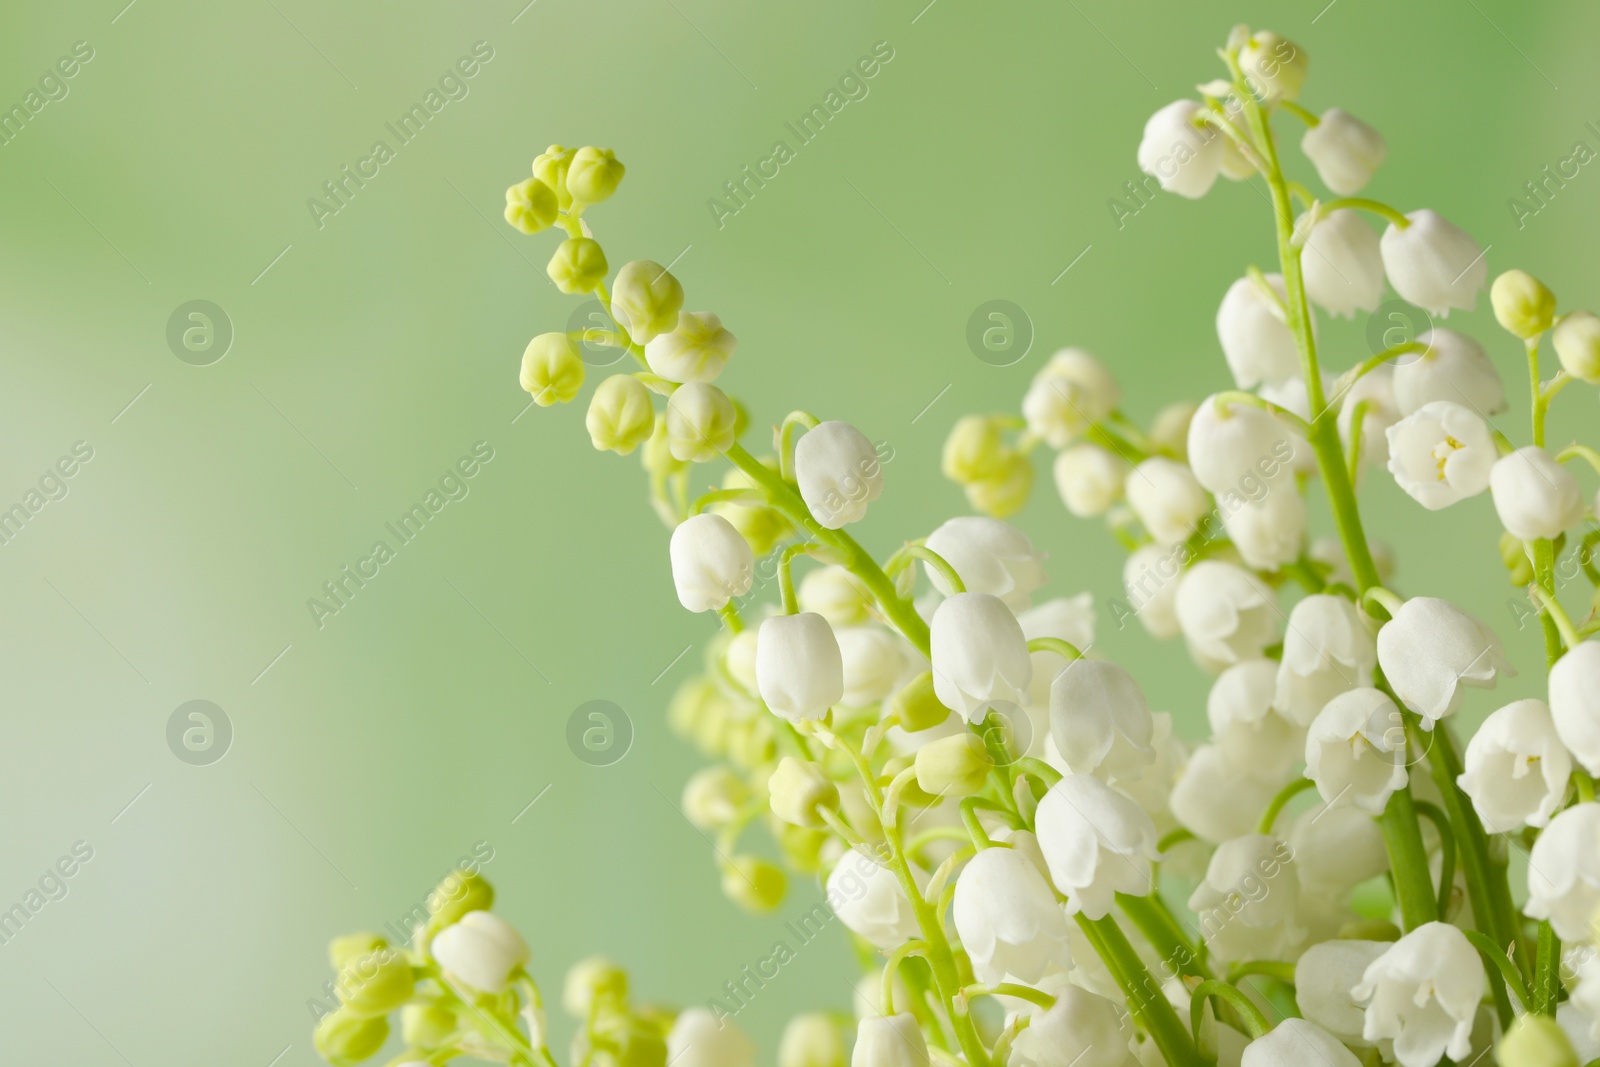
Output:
941,416,1009,485
563,955,630,1016
587,375,656,455
328,932,388,971
721,854,786,912
567,146,626,205
779,1013,845,1067
914,733,993,797
337,947,415,1017
1498,1013,1578,1067
548,237,609,295
1499,530,1535,586
533,144,577,209
665,382,737,463
888,670,948,732
427,869,494,927
963,451,1033,518
313,1008,389,1065
505,178,558,234
400,1002,457,1048
768,756,840,829
1491,269,1557,339
611,259,685,345
522,333,585,406
1553,310,1600,383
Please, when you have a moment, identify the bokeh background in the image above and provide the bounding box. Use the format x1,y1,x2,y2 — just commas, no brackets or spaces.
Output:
3,0,1598,1061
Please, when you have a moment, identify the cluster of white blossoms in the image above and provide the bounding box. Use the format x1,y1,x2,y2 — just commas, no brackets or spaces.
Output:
313,25,1600,1067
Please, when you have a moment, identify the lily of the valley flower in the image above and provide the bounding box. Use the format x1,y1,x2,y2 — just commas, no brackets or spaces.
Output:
1275,593,1376,726
1304,687,1407,814
1376,596,1511,726
827,851,922,950
1169,743,1279,844
644,311,737,383
1187,834,1302,963
1053,444,1126,517
1379,209,1488,317
430,911,530,994
669,513,754,612
1018,594,1096,708
1034,773,1160,919
1010,986,1134,1067
1385,400,1496,510
950,845,1072,984
928,592,1032,724
1242,1019,1363,1067
610,259,685,344
1224,490,1308,572
1392,328,1506,415
794,421,884,529
1208,659,1304,781
1296,939,1390,1049
1048,659,1156,782
1125,457,1209,545
1299,210,1384,317
1021,349,1120,448
1186,394,1297,495
1551,643,1600,776
1136,100,1225,199
669,1007,757,1067
922,517,1048,612
1353,922,1486,1067
1216,273,1300,388
1490,446,1585,541
1174,560,1279,667
1524,802,1600,942
851,1015,928,1067
756,612,844,721
666,382,737,462
1301,108,1386,195
1458,698,1572,831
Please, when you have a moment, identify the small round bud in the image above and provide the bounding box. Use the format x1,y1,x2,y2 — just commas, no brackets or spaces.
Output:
666,382,737,462
798,566,872,627
504,178,558,234
1150,401,1197,460
338,947,415,1017
914,733,994,797
567,147,626,205
721,854,785,912
775,821,829,873
401,1002,457,1047
313,1008,389,1065
587,375,656,455
428,869,494,928
963,451,1033,518
1499,530,1534,586
887,671,949,733
521,333,585,406
612,260,685,345
328,932,388,971
682,766,750,830
1239,30,1307,104
1553,310,1600,383
779,1014,845,1067
645,311,737,384
768,756,840,828
1498,1013,1578,1067
941,416,1009,485
563,955,630,1017
1491,269,1557,340
533,145,577,209
641,415,690,477
547,237,609,294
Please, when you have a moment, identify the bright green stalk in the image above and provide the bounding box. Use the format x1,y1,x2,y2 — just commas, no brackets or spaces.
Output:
1077,913,1205,1067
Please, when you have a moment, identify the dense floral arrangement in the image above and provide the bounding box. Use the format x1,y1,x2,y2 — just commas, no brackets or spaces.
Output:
309,24,1600,1067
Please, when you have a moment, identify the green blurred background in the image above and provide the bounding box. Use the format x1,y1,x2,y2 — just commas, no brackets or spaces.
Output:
2,0,1597,1061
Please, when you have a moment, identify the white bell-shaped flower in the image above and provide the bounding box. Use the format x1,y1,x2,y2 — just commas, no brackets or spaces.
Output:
851,1015,928,1067
1022,349,1120,448
1490,446,1585,541
1136,100,1225,199
826,850,922,950
1174,561,1278,667
666,382,737,462
1034,773,1160,919
1122,545,1183,639
1524,802,1600,942
1169,743,1278,844
1217,274,1300,389
669,1007,757,1067
1242,1019,1362,1067
669,513,754,613
1257,375,1322,477
1188,834,1302,963
1208,660,1304,782
951,845,1072,984
756,612,844,721
1048,659,1156,782
1299,210,1384,317
1555,310,1600,384
1354,923,1485,1067
1458,698,1571,832
837,627,908,707
794,421,883,529
1222,490,1307,572
644,311,736,383
1551,643,1600,776
1054,445,1127,518
923,516,1047,612
1568,956,1600,1056
1301,108,1387,195
929,592,1032,724
1019,594,1096,709
1126,458,1208,545
1305,687,1407,814
1011,986,1134,1067
1377,596,1511,726
798,565,872,627
1380,210,1487,317
1186,395,1297,495
1392,328,1506,416
1385,400,1496,510
430,911,530,993
1275,594,1376,726
1296,940,1389,1048
1335,363,1400,468
1290,801,1389,899
610,259,684,345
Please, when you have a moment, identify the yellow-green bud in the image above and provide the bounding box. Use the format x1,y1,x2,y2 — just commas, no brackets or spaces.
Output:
337,947,415,1017
313,1008,389,1065
774,821,829,873
563,955,630,1016
779,1013,845,1067
611,260,685,345
682,765,750,830
504,178,558,235
914,733,994,798
941,416,1009,485
721,855,786,912
567,147,626,205
712,460,791,556
963,451,1033,518
726,714,777,770
1500,530,1535,586
593,1018,668,1067
641,415,690,478
521,333,585,406
329,932,388,971
665,382,737,462
1491,269,1557,340
533,145,577,210
401,1002,457,1047
1553,310,1600,383
667,676,733,752
1239,30,1307,104
887,671,949,733
1150,401,1197,461
547,237,609,295
587,375,655,455
1498,1013,1578,1067
882,754,938,807
428,869,494,928
768,757,839,829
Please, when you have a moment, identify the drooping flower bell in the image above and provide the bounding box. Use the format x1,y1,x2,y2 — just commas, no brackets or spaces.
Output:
1047,659,1155,782
669,513,753,613
665,382,737,462
1457,698,1571,832
1187,834,1302,962
794,420,883,529
1207,659,1303,781
1021,349,1120,447
928,592,1031,724
1551,642,1600,775
1392,328,1506,415
922,516,1047,611
851,1015,928,1067
1304,687,1408,814
1053,444,1126,518
1216,274,1300,389
1275,593,1376,726
1489,446,1584,541
1010,986,1134,1067
1553,310,1600,383
1185,394,1297,495
1352,922,1486,1067
1174,560,1279,667
1299,209,1384,317
1523,801,1600,942
1034,773,1160,919
1125,457,1208,545
668,1007,756,1067
826,850,921,949
1379,209,1487,317
1242,1019,1362,1067
1376,596,1511,726
520,333,585,406
951,845,1072,984
756,612,844,721
430,911,530,994
1136,100,1225,199
610,259,684,344
1385,400,1496,510
645,311,737,383
1301,108,1386,194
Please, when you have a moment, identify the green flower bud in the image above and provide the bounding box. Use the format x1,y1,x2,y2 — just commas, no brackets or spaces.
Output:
712,459,792,556
593,1018,668,1067
914,733,993,798
313,1008,389,1065
1150,401,1197,460
1498,1013,1578,1067
400,1002,457,1048
1500,530,1535,586
1553,310,1600,383
667,676,732,752
963,451,1033,518
567,147,626,205
886,670,949,733
774,821,829,873
533,144,577,210
338,947,415,1017
941,416,1009,485
721,855,785,913
521,333,585,406
1239,30,1307,104
1492,269,1557,340
726,714,777,770
611,260,685,345
563,955,630,1016
779,1013,845,1067
547,237,609,295
665,382,737,463
682,765,750,830
329,932,389,971
504,178,558,235
641,415,690,477
427,869,494,928
767,756,839,829
587,375,655,455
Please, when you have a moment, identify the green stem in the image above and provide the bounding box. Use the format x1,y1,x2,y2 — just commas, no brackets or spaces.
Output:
1536,921,1561,1016
1025,637,1083,661
1461,928,1530,1023
1319,197,1413,230
778,411,819,482
1257,777,1315,834
1377,784,1440,930
881,940,928,1014
1077,913,1205,1066
1412,801,1456,920
964,982,1057,1010
1227,960,1296,984
903,545,965,594
1118,892,1209,980
1190,979,1271,1041
1556,443,1600,477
